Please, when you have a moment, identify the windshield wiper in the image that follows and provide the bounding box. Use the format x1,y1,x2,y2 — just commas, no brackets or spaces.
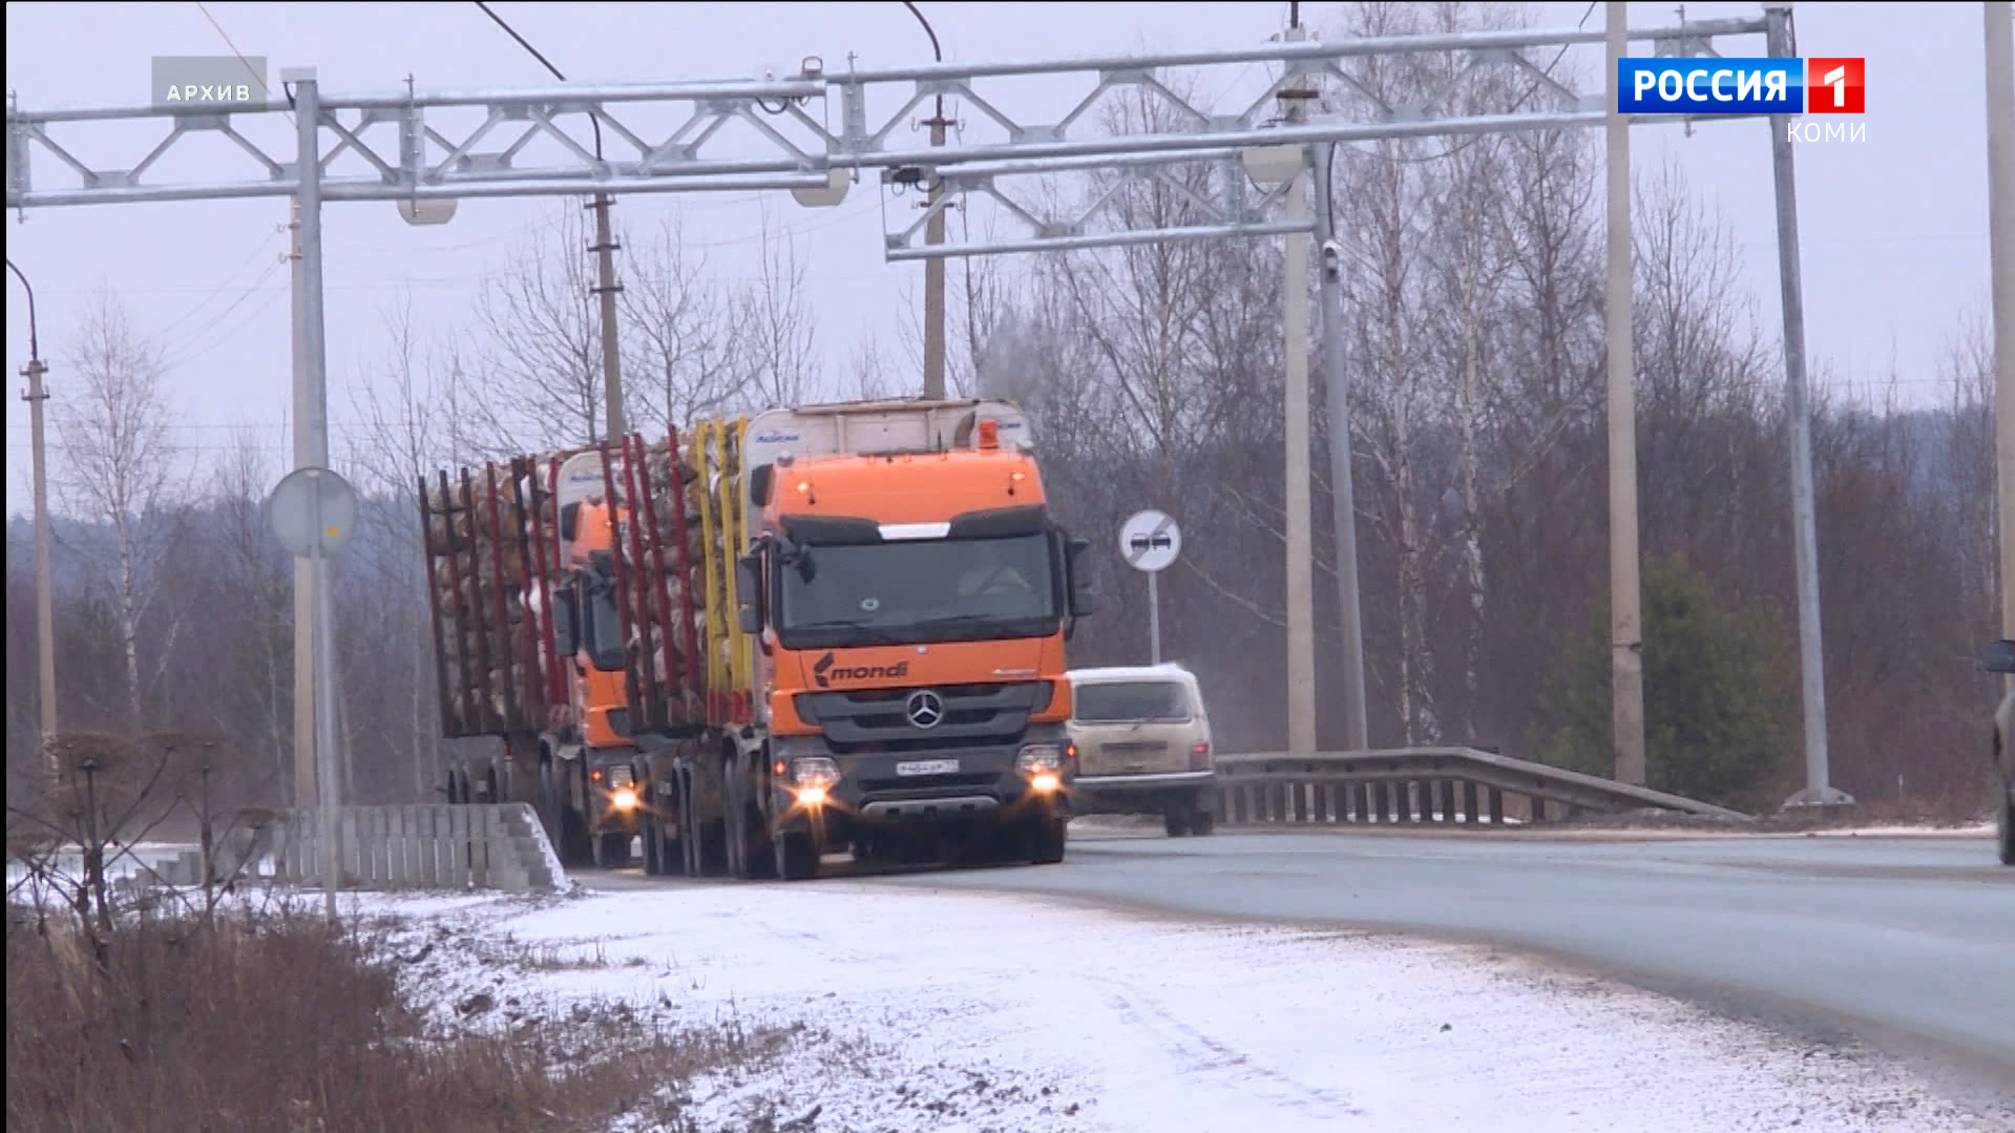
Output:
911,613,1049,634
788,618,907,644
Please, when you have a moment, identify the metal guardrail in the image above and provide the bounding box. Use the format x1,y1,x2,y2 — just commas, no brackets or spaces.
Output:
1214,747,1748,827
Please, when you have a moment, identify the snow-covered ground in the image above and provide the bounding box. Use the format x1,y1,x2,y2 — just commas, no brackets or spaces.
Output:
357,882,2004,1133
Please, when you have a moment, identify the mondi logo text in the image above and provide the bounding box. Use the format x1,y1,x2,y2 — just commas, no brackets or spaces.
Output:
812,652,910,688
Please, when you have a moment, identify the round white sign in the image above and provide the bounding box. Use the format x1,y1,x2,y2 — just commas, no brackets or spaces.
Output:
266,466,359,558
1119,509,1181,573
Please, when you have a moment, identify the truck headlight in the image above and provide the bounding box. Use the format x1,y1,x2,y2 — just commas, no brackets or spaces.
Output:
790,757,841,790
1016,744,1064,774
610,787,639,811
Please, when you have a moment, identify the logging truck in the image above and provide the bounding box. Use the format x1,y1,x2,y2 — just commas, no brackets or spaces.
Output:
421,399,1099,880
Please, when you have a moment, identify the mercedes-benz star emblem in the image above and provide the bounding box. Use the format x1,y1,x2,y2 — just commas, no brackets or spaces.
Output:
906,689,946,730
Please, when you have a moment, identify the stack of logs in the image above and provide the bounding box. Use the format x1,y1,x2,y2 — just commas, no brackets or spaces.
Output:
421,429,740,740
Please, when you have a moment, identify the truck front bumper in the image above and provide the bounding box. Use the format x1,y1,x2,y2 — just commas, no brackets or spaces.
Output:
769,727,1069,835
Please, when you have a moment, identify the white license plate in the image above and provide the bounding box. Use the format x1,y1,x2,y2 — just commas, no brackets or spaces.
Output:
895,759,960,777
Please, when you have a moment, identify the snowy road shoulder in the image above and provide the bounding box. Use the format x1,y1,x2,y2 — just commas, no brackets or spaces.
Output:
361,880,2007,1133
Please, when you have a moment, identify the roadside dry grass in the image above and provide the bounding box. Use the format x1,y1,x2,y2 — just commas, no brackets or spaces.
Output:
4,901,788,1133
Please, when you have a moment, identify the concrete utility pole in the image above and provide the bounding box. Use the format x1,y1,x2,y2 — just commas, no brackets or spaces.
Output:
1604,2,1648,787
1311,145,1370,752
1282,21,1317,757
1987,0,2015,654
1764,4,1849,808
590,193,625,438
288,199,317,808
7,259,59,750
907,1,950,399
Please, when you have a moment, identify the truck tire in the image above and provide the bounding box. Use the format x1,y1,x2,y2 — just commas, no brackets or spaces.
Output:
679,783,701,877
1999,793,2014,867
683,778,728,878
726,761,776,881
593,832,632,870
1190,809,1216,837
643,812,667,876
776,829,820,881
1030,814,1067,865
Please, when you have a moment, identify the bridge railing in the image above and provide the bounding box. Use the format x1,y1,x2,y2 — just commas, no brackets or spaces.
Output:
228,804,565,894
1213,747,1746,827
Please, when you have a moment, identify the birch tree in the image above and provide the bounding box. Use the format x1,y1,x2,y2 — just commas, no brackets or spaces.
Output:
56,293,191,729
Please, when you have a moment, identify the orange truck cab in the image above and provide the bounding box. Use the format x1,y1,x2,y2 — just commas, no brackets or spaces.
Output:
733,401,1100,869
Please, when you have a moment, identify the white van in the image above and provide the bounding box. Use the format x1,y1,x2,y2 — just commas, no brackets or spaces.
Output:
1065,665,1217,836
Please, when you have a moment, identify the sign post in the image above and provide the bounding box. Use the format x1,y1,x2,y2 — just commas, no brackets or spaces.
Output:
266,466,358,919
1119,510,1182,664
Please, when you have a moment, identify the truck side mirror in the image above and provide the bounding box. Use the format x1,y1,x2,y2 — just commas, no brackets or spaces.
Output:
1065,536,1100,618
1983,639,2015,675
551,584,579,657
559,502,582,542
749,464,774,508
735,552,765,635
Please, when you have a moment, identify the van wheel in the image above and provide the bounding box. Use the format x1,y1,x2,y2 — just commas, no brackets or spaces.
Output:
1190,809,1216,837
1999,794,2014,867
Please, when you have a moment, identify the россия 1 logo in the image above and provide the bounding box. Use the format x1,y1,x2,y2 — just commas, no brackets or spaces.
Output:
1617,57,1864,116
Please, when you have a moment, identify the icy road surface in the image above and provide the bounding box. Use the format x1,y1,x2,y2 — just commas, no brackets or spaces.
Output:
366,882,2008,1133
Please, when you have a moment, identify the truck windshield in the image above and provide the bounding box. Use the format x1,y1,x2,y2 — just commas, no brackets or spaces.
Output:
776,533,1059,648
1073,681,1191,723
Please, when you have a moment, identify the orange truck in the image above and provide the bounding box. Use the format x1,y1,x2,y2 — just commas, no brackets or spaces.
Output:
420,399,1100,880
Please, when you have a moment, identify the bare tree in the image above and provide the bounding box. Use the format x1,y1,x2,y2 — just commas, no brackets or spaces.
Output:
467,203,602,451
212,426,291,796
621,217,746,429
56,294,192,728
732,202,820,409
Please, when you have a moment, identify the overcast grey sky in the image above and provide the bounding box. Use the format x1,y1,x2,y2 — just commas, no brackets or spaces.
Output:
3,2,2001,517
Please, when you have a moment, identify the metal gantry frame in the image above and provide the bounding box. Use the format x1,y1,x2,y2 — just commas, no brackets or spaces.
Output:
11,10,1850,794
10,18,1760,235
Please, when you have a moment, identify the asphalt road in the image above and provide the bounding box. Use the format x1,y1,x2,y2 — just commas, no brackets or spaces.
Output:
591,828,2015,1097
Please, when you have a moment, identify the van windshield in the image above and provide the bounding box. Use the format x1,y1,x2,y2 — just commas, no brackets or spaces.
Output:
1074,681,1191,723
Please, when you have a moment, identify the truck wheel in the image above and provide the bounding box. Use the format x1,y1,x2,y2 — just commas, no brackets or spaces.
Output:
726,763,776,881
642,813,666,876
1030,814,1067,865
593,832,632,870
1999,795,2014,867
1163,809,1190,838
689,774,729,879
678,783,700,877
776,829,820,881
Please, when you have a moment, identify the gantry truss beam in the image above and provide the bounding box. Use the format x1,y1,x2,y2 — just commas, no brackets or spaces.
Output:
7,16,1766,257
